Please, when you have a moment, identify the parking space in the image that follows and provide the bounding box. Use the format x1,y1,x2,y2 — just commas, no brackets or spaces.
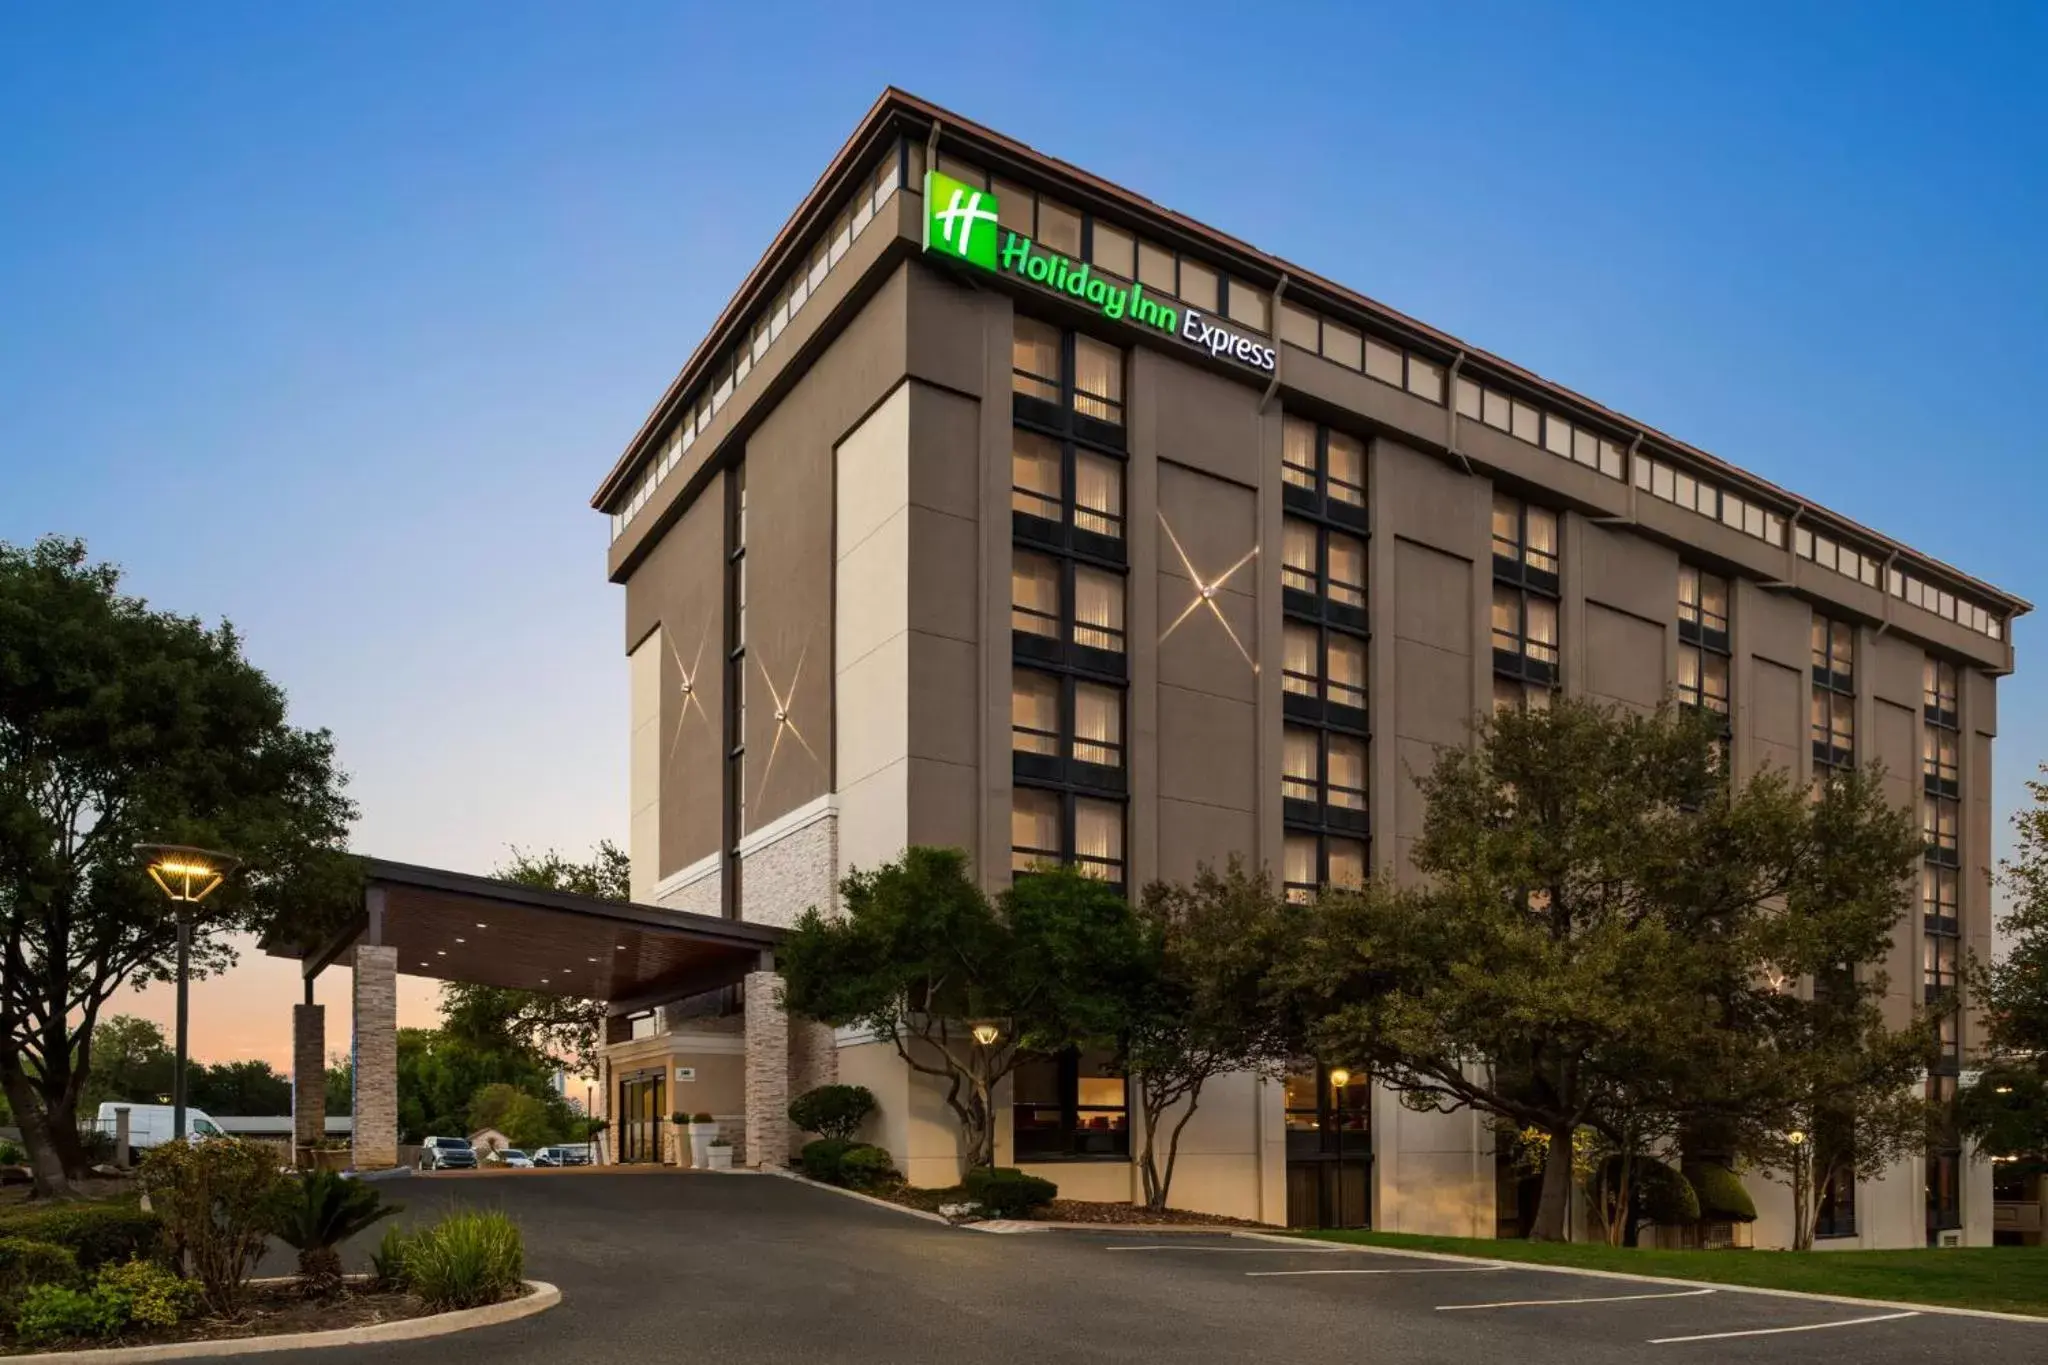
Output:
226,1177,2039,1365
1055,1233,2042,1360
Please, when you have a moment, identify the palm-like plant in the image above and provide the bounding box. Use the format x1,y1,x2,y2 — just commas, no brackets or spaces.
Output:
269,1171,403,1297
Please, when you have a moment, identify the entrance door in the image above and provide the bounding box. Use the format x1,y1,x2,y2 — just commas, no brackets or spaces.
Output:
617,1069,666,1164
1283,1065,1371,1228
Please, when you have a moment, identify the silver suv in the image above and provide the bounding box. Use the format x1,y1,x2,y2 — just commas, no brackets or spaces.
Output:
418,1135,477,1171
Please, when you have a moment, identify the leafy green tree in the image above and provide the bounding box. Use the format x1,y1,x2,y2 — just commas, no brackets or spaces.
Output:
1275,699,1924,1241
1959,766,2048,1170
781,849,1143,1169
436,843,627,1079
0,537,358,1194
1125,860,1297,1209
79,1015,177,1112
189,1060,293,1116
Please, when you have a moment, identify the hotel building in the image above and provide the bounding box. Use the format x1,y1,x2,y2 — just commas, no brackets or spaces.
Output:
588,89,2025,1246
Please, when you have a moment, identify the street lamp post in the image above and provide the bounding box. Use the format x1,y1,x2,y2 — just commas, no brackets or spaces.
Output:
1787,1129,1809,1250
1329,1068,1351,1229
134,845,238,1145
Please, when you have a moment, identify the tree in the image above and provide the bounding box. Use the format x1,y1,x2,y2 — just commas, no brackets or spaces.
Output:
1959,766,2048,1165
189,1060,293,1116
435,842,627,1079
780,848,1142,1169
1125,860,1296,1209
0,536,357,1196
79,1015,177,1112
1275,699,1925,1241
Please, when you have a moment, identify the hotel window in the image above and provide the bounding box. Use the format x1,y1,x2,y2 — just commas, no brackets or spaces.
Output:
1678,566,1732,720
1280,418,1367,528
1011,549,1126,669
1010,788,1125,885
1923,657,1959,727
1012,667,1124,791
1010,429,1125,558
1923,933,1960,997
1922,793,1959,866
1492,676,1554,714
1012,1049,1129,1160
1810,616,1855,779
1282,518,1368,629
1283,726,1368,823
1491,494,1560,587
1013,317,1125,433
1282,623,1367,726
1492,584,1559,684
1922,726,1959,796
1922,865,1959,935
1282,834,1367,905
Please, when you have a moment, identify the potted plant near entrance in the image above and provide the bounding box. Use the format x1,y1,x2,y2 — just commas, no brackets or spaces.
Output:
687,1112,720,1169
706,1135,733,1171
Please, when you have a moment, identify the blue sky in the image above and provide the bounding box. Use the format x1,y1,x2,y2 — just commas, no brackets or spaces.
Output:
2,3,2043,1058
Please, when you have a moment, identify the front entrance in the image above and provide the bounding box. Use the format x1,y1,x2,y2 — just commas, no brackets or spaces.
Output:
617,1068,667,1164
1283,1065,1371,1229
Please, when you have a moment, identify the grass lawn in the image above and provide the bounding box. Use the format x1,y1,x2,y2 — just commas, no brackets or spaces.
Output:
1290,1229,2048,1317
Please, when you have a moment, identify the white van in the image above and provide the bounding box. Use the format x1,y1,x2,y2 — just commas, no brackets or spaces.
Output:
95,1103,228,1151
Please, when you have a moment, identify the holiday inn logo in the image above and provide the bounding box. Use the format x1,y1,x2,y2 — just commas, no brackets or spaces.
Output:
923,170,1001,269
920,170,1276,374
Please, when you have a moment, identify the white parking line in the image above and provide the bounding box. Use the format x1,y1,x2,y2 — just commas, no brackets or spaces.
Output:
1247,1265,1510,1277
1439,1288,1717,1311
1648,1311,1921,1344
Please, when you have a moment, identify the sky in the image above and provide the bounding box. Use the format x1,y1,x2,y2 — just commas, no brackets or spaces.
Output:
2,2,2044,1072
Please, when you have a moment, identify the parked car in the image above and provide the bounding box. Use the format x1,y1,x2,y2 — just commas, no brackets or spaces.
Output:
418,1135,478,1171
488,1148,534,1168
534,1144,591,1167
95,1103,228,1152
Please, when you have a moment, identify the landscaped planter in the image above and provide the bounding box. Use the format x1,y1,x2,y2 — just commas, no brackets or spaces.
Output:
1,1277,560,1362
706,1143,734,1171
687,1121,722,1170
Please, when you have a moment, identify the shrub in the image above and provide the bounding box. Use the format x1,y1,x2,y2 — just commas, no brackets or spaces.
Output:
0,1203,161,1273
0,1237,78,1306
669,1112,687,1125
962,1167,1057,1219
267,1171,403,1297
787,1085,877,1142
1631,1160,1699,1227
405,1211,523,1311
798,1137,856,1184
0,1140,26,1166
75,1129,116,1166
95,1259,200,1330
1684,1161,1759,1223
370,1225,414,1290
690,1112,713,1124
13,1284,124,1344
835,1145,897,1191
137,1137,282,1316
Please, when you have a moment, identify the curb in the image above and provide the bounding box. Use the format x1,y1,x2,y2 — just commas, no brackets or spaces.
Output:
4,1280,561,1363
766,1169,954,1225
1229,1233,2048,1324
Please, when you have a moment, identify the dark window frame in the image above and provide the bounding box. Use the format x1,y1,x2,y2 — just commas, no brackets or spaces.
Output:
1282,621,1369,731
1011,666,1126,796
1010,425,1127,565
1011,547,1128,681
1011,1047,1131,1162
1282,516,1370,634
1281,831,1370,905
1010,784,1127,890
1012,317,1126,449
1281,419,1369,530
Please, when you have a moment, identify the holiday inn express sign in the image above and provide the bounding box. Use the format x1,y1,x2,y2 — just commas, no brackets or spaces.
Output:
922,170,1277,373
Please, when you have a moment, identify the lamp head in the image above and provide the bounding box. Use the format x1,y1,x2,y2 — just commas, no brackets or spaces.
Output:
971,1021,1001,1047
1786,1129,1806,1147
134,844,239,906
1329,1068,1351,1089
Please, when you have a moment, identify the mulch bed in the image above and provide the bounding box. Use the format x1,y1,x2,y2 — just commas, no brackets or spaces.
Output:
870,1183,1263,1227
0,1282,528,1356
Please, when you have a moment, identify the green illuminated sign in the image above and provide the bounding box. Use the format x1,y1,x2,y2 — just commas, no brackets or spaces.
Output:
922,171,1276,373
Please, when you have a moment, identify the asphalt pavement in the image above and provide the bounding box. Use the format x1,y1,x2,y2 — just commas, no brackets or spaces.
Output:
219,1168,2040,1364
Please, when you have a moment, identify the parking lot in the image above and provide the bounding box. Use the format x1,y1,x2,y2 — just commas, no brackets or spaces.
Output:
243,1173,2040,1364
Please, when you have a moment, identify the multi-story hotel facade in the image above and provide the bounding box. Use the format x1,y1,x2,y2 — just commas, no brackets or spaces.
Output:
589,89,2026,1246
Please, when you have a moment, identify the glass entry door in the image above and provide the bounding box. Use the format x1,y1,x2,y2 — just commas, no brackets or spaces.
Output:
617,1069,666,1164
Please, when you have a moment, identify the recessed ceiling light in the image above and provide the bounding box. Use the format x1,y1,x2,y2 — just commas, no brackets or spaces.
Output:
587,957,598,963
615,943,626,951
418,962,429,968
454,937,465,944
436,950,447,956
476,922,487,929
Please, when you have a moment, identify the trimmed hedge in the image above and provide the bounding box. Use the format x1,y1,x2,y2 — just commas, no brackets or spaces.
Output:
799,1138,857,1184
963,1167,1057,1219
0,1237,78,1305
1683,1161,1758,1223
0,1203,161,1273
835,1145,897,1190
788,1085,877,1142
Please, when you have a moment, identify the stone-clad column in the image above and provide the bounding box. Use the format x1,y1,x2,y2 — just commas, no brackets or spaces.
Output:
787,1019,839,1148
744,969,791,1170
291,1002,326,1168
351,946,399,1170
